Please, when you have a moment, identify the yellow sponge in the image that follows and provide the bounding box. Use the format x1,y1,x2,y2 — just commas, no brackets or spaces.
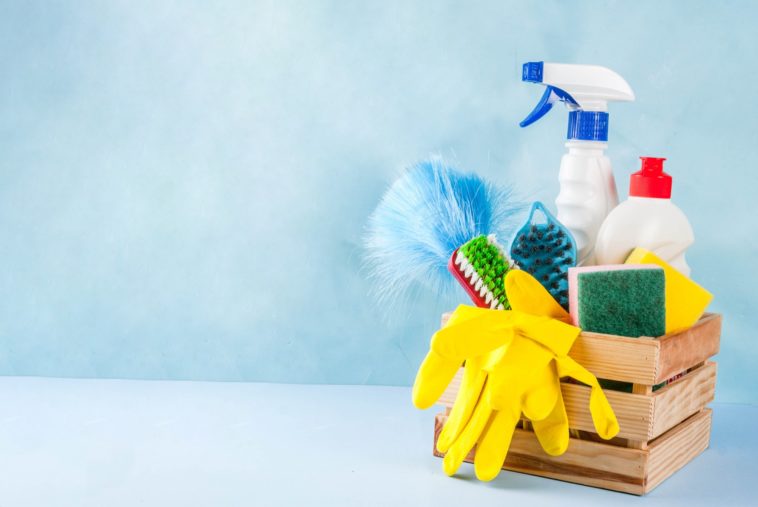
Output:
625,248,713,334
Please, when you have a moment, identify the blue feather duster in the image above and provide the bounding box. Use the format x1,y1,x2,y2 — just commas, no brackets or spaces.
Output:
364,158,524,307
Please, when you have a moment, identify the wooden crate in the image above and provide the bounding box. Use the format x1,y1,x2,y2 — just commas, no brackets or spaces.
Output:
433,313,721,495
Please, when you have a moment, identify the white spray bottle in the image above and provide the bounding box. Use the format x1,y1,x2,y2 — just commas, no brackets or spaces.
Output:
519,62,635,265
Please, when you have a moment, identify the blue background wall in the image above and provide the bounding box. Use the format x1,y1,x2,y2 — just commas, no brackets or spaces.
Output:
1,1,756,403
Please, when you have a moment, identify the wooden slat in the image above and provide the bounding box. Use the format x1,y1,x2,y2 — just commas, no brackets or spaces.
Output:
433,413,648,495
655,314,722,383
567,333,660,384
438,362,717,442
561,382,653,441
628,385,653,449
645,409,712,492
433,408,713,495
650,362,717,439
439,313,721,386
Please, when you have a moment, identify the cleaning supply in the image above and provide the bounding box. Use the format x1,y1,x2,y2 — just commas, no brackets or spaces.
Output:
510,201,576,309
568,264,666,337
520,61,635,266
449,234,513,310
626,247,713,333
413,270,618,481
595,157,695,276
364,158,523,310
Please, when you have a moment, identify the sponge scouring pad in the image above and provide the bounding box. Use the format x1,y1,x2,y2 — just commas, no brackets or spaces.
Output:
569,264,666,338
625,248,712,333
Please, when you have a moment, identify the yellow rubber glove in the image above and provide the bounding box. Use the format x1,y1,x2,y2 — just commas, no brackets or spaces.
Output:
412,304,516,411
503,269,572,457
462,333,560,480
505,270,572,324
413,271,620,482
506,270,619,441
414,306,580,480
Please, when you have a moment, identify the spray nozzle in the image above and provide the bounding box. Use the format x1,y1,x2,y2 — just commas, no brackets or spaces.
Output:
519,61,635,142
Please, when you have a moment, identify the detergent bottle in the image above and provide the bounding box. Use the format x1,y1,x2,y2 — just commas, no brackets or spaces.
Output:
520,62,635,265
595,157,694,276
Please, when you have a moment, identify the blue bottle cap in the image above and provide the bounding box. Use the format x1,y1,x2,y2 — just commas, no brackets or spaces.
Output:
567,111,609,142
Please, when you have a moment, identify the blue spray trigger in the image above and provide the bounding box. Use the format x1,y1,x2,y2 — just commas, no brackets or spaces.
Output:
519,86,580,128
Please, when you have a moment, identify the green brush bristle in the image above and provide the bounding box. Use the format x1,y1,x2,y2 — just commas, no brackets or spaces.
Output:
460,235,512,309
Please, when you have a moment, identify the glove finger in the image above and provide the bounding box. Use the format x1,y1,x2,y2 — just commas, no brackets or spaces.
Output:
556,356,620,440
505,270,571,323
531,380,570,456
412,350,461,409
442,387,493,477
521,362,559,422
437,357,487,453
473,406,521,481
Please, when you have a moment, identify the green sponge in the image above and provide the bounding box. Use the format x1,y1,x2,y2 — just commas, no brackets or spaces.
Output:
568,265,666,338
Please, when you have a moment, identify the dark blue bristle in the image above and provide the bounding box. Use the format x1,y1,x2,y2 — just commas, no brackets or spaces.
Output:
509,202,577,308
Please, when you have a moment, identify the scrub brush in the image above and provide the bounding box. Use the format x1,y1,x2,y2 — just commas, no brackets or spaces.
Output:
510,202,576,309
449,234,513,309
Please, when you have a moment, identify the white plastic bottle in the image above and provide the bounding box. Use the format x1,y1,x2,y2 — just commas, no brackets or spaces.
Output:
594,157,694,276
555,141,618,266
520,62,635,265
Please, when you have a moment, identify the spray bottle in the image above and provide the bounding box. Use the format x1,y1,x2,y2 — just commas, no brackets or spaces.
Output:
519,62,635,265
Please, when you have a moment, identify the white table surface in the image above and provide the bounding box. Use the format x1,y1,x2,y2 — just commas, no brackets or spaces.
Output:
0,377,753,506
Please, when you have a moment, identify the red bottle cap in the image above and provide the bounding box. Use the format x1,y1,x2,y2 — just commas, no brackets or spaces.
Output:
630,157,672,199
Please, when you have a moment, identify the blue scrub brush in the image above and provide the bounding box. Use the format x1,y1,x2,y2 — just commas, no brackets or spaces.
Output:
364,158,523,308
509,201,577,309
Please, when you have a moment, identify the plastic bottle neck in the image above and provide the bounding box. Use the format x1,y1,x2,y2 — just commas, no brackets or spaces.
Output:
628,195,670,202
565,140,607,156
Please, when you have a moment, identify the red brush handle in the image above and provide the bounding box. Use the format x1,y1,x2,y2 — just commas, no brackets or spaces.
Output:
448,248,488,308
